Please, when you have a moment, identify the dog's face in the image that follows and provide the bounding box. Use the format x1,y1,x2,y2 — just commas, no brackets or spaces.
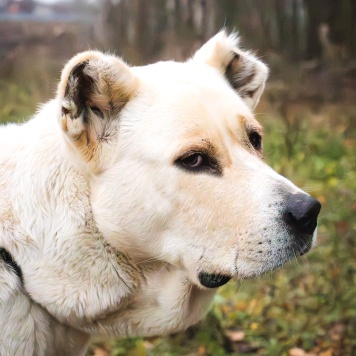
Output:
59,32,320,289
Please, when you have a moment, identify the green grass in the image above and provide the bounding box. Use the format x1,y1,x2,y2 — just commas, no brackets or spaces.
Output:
1,81,355,356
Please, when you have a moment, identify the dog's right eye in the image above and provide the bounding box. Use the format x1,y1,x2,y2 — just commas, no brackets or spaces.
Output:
182,153,206,167
176,152,221,174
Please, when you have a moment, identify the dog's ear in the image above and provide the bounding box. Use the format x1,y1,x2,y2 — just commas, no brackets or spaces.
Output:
58,51,138,172
193,31,268,109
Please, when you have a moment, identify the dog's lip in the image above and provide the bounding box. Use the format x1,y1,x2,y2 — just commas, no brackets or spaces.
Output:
198,272,231,288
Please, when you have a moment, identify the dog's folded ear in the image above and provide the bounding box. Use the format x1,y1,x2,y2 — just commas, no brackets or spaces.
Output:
57,51,138,171
193,31,268,109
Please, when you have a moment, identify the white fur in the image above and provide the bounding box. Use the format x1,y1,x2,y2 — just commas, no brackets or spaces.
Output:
0,31,315,354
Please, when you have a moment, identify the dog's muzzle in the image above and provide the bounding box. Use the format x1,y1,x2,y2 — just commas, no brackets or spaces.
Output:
197,194,321,288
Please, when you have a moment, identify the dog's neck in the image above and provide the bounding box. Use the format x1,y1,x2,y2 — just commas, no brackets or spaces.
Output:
78,261,216,337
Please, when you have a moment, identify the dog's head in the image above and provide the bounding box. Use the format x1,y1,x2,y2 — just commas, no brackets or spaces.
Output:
58,31,320,289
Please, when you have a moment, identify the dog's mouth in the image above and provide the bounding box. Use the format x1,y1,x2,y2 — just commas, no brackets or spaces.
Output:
198,272,231,288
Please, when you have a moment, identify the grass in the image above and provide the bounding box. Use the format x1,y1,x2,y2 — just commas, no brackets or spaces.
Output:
1,80,355,356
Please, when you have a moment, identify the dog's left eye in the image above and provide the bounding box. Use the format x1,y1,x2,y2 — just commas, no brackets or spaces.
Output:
248,131,262,150
176,152,220,174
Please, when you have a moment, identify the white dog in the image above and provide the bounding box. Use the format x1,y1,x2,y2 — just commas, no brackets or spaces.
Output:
0,32,320,355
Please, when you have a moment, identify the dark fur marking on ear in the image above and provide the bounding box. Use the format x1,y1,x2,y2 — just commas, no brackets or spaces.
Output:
239,88,257,98
90,106,104,120
62,106,70,116
64,61,95,123
245,89,257,98
232,52,240,61
229,71,255,90
225,52,256,91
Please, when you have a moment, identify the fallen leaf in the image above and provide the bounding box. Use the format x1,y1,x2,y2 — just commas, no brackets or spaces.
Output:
329,322,346,341
143,340,154,350
289,348,317,356
250,322,259,330
319,349,333,356
289,348,306,356
92,347,110,356
225,329,245,342
198,345,206,355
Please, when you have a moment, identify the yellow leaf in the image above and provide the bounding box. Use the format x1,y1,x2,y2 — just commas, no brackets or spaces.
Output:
250,322,259,330
235,300,247,310
198,346,206,355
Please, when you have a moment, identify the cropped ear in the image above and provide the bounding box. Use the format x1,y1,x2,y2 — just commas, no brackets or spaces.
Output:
193,31,268,109
57,51,138,172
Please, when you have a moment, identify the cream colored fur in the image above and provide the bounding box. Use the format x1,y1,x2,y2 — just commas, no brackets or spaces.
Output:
0,32,316,355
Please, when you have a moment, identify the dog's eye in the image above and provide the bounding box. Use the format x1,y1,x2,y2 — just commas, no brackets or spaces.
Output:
182,153,206,168
176,152,221,175
248,131,262,150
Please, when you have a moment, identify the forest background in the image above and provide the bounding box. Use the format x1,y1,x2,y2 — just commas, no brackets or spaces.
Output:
0,0,355,355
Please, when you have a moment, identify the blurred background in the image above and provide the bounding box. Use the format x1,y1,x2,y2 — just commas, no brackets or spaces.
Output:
0,0,355,355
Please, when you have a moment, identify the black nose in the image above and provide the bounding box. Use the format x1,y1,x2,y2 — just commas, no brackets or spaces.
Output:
284,193,321,235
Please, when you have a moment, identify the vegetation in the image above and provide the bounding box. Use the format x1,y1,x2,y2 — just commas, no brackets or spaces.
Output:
0,1,355,354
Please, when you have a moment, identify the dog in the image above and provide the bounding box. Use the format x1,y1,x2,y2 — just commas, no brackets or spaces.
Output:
0,31,321,355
